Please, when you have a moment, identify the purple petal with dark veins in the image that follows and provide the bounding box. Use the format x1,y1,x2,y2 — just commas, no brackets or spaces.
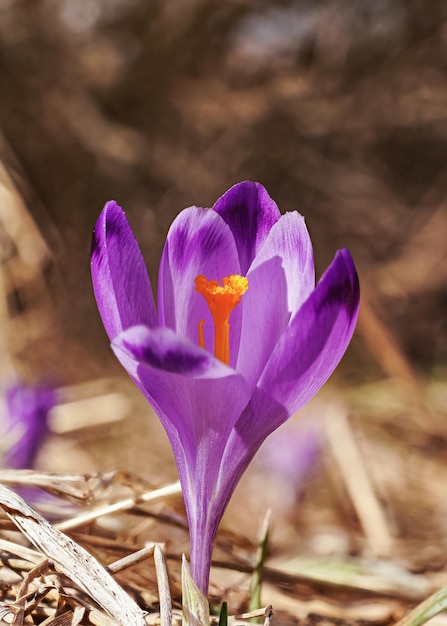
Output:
112,326,251,452
258,248,360,415
91,201,156,341
113,325,231,379
213,181,281,275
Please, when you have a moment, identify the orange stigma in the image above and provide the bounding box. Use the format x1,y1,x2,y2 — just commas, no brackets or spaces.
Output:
195,274,248,365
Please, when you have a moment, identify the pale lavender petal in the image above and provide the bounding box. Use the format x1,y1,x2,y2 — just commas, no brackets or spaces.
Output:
158,207,242,366
236,212,315,385
91,201,156,341
258,249,360,415
255,211,315,314
213,181,281,275
236,256,290,386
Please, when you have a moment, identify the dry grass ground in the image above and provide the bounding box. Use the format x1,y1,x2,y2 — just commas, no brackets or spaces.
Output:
0,374,447,625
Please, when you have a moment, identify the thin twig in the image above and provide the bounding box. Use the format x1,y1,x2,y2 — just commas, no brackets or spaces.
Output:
55,481,181,532
325,404,393,557
106,544,156,574
263,605,273,626
154,544,172,626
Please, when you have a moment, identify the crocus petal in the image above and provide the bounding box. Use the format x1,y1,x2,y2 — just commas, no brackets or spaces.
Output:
91,201,157,341
158,207,243,365
236,212,315,385
213,181,281,275
111,328,252,457
259,248,360,415
255,211,315,315
235,256,290,386
113,325,231,379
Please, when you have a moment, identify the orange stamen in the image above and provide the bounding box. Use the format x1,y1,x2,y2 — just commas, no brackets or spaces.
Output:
198,319,205,350
195,274,249,365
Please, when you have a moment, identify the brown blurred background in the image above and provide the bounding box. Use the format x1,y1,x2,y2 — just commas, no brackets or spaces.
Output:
0,0,447,383
1,0,446,384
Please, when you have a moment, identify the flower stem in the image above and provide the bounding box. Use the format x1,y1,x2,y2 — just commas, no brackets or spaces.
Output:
189,512,215,596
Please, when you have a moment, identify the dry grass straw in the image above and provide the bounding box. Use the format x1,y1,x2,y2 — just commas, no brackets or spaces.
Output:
0,473,279,625
0,452,442,626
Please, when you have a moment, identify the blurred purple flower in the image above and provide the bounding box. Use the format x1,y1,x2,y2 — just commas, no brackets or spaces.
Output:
259,419,321,512
261,422,320,485
91,181,360,594
3,383,57,470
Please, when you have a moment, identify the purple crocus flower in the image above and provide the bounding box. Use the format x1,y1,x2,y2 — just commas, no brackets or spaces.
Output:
91,181,360,594
3,383,57,470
